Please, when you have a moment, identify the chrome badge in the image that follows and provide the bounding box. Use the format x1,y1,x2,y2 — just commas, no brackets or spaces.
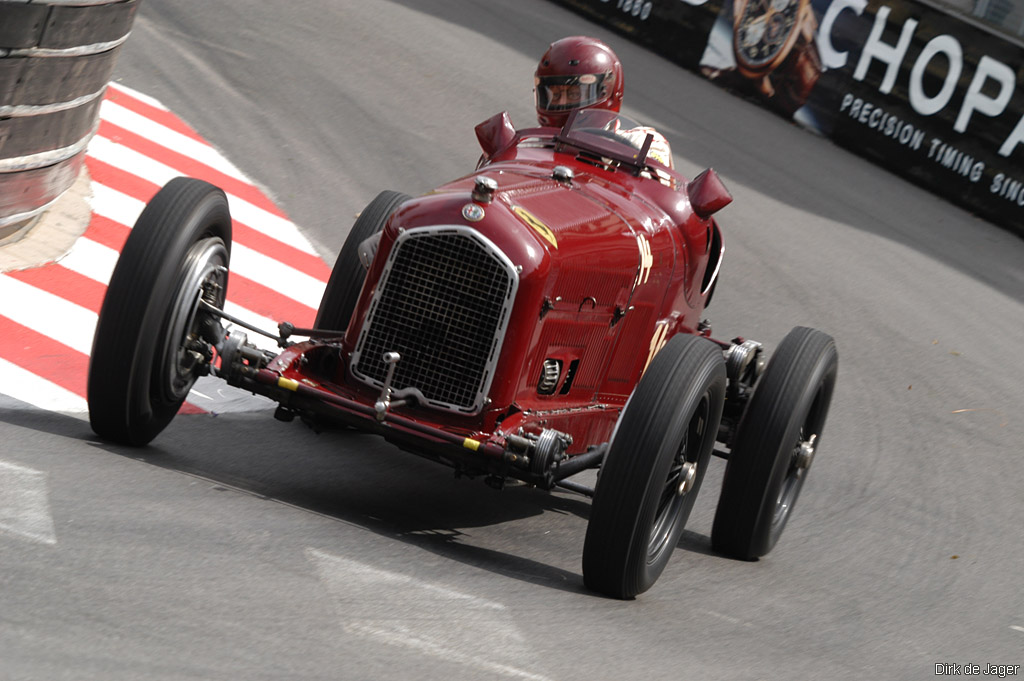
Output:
461,203,485,222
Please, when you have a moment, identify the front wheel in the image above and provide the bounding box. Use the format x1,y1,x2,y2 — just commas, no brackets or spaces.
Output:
711,326,838,559
314,190,409,333
583,333,726,599
88,177,232,445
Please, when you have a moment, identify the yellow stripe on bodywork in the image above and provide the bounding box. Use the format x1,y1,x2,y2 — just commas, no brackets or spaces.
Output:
512,206,557,249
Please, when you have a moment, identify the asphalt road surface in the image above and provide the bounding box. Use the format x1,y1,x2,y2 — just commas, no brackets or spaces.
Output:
2,1,1022,679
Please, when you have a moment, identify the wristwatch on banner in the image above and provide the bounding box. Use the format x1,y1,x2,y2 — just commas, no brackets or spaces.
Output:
731,0,822,116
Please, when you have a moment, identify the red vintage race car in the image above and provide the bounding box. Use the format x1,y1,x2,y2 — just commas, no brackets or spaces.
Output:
87,108,837,599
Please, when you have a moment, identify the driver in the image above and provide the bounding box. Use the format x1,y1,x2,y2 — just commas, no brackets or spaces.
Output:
534,36,674,169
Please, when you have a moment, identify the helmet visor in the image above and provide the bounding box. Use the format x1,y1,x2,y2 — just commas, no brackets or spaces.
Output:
535,73,610,112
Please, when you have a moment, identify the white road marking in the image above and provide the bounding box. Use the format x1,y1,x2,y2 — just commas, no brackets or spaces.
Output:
0,358,88,417
188,376,274,412
87,136,319,254
307,548,554,681
98,99,250,182
702,609,752,627
0,274,98,355
54,235,289,342
88,134,179,187
108,81,169,111
88,181,144,227
0,84,328,418
88,183,325,306
230,243,326,308
0,460,57,545
227,195,320,257
58,236,119,284
1011,625,1024,633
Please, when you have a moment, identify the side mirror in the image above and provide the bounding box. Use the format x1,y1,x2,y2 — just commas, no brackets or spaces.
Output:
687,168,732,219
475,111,516,161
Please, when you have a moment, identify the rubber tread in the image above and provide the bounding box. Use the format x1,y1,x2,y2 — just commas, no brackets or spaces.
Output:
88,177,231,445
314,190,409,333
711,326,837,559
583,333,726,598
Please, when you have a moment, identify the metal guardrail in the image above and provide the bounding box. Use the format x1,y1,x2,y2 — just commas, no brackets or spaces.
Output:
0,0,139,242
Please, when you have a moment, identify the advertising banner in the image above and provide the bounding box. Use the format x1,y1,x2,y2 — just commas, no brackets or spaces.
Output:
550,0,1024,235
551,0,724,68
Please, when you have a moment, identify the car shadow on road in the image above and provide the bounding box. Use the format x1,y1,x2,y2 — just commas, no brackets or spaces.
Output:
0,404,93,441
69,408,724,597
88,410,612,596
2,401,726,594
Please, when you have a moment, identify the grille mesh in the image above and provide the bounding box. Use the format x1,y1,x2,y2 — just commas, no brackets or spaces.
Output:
354,229,514,411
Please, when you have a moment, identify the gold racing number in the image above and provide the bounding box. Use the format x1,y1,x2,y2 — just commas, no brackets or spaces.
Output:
642,320,670,376
635,234,653,287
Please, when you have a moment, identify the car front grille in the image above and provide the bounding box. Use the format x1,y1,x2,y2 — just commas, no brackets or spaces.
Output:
351,226,518,413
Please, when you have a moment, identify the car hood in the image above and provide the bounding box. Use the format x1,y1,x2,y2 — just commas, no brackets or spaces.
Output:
434,167,648,262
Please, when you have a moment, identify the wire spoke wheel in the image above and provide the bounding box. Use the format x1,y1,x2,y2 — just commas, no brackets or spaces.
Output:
649,395,708,562
160,237,228,403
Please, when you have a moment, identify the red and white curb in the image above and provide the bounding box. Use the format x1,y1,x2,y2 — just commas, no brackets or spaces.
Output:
0,82,331,418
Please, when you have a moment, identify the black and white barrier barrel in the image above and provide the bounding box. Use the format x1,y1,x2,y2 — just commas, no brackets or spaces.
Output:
0,0,139,242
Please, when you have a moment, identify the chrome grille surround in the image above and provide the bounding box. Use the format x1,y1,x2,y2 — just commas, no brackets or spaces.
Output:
350,225,519,414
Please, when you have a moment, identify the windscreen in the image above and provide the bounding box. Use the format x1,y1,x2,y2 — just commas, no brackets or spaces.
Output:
558,109,654,166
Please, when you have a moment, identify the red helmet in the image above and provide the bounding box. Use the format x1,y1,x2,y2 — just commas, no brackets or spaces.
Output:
534,36,624,128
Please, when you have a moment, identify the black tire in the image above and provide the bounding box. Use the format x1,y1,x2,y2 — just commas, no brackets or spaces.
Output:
583,334,727,599
711,326,838,559
88,177,232,446
313,190,410,333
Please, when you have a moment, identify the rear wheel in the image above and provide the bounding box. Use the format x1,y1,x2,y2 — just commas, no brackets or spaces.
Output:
583,333,726,599
712,326,838,559
88,177,232,445
314,190,409,333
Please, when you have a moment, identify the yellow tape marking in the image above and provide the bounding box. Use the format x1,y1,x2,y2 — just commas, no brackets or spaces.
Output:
462,438,481,451
278,377,300,391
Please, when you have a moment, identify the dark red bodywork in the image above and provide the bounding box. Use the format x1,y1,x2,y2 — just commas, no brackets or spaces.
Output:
253,110,730,476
